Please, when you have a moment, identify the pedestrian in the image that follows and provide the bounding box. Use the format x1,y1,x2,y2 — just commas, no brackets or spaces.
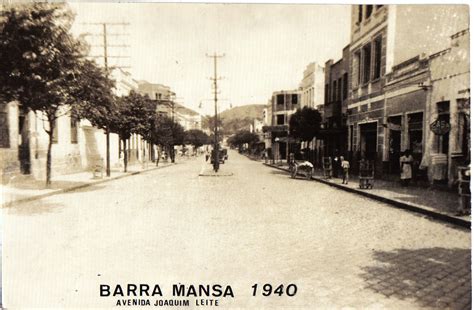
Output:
156,148,161,166
400,149,414,186
205,150,210,162
341,156,350,184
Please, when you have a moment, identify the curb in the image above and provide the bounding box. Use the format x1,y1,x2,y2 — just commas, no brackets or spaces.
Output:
2,163,176,207
263,163,470,230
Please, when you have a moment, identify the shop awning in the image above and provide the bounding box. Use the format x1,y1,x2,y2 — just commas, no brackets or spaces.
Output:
275,136,300,143
263,125,289,133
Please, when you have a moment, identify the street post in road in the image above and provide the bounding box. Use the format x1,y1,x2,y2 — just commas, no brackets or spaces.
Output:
206,53,225,172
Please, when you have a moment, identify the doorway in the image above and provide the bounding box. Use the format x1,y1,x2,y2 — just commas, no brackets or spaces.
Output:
359,122,377,160
388,116,402,174
18,113,31,174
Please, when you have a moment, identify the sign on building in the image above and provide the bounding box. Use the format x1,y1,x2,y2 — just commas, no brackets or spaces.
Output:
430,118,451,135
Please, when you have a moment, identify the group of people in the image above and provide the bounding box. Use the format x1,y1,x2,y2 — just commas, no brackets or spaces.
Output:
329,150,416,186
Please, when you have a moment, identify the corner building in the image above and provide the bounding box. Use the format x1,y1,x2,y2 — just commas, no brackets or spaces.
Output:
347,4,468,177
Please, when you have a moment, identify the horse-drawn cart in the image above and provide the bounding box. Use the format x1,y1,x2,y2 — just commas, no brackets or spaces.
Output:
289,159,314,180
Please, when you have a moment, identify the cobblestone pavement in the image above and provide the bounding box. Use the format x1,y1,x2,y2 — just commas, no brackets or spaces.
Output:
2,151,471,308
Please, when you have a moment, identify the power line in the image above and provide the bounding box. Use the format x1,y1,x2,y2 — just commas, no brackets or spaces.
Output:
80,22,131,177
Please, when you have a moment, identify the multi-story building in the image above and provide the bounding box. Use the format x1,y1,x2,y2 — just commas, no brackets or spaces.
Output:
137,81,174,102
138,80,201,131
323,44,351,159
425,28,470,186
268,90,301,160
347,4,468,177
299,62,325,109
174,104,202,131
262,104,272,152
271,90,301,127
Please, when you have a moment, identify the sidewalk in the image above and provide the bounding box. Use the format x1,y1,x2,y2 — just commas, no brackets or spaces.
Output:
1,161,175,207
263,160,470,229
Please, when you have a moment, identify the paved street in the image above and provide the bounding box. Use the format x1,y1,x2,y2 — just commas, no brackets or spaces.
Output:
2,150,471,309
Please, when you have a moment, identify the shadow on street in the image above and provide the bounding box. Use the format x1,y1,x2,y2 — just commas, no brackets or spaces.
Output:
361,247,471,309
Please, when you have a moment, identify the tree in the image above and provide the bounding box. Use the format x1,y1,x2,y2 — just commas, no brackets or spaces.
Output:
289,106,322,142
151,115,185,163
184,129,209,152
108,91,155,172
228,130,259,152
71,60,116,174
0,4,106,186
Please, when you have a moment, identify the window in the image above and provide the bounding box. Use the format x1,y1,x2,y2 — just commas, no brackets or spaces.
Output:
0,105,9,148
291,94,298,105
276,94,284,105
276,115,285,125
349,125,354,152
358,5,363,23
337,78,342,101
70,116,78,144
365,5,373,19
456,99,470,157
353,51,361,87
52,118,58,144
408,112,423,156
325,84,329,104
373,36,382,80
343,73,348,100
362,43,371,84
437,101,450,154
332,80,337,101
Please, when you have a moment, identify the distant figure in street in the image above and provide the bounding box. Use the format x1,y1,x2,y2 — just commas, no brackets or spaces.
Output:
156,148,162,166
400,149,414,186
205,150,210,162
341,156,350,184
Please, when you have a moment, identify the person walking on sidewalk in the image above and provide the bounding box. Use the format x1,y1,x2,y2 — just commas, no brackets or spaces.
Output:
400,150,414,186
156,148,162,166
341,156,350,184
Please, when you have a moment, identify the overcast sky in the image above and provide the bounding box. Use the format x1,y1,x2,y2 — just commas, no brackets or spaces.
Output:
70,3,351,115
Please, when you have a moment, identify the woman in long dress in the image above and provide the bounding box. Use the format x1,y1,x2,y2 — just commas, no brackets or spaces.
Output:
400,150,414,186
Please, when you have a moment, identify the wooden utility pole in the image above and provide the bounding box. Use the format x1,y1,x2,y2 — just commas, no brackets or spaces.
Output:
81,22,130,177
206,53,225,172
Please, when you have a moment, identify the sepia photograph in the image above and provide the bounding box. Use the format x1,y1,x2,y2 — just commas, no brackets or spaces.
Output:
0,2,471,308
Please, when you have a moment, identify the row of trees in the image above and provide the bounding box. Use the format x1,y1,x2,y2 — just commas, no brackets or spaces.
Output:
227,106,322,157
0,4,210,186
227,130,259,152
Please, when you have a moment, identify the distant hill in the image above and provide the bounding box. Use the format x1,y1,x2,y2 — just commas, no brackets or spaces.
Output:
202,104,266,135
219,104,266,135
219,104,265,121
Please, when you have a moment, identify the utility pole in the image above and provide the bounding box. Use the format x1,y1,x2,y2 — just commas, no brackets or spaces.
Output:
81,22,130,177
206,53,225,172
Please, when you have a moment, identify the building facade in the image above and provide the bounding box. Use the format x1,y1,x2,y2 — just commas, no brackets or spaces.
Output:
299,62,325,109
425,29,470,186
347,4,468,177
269,90,301,160
0,68,145,184
323,45,351,159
